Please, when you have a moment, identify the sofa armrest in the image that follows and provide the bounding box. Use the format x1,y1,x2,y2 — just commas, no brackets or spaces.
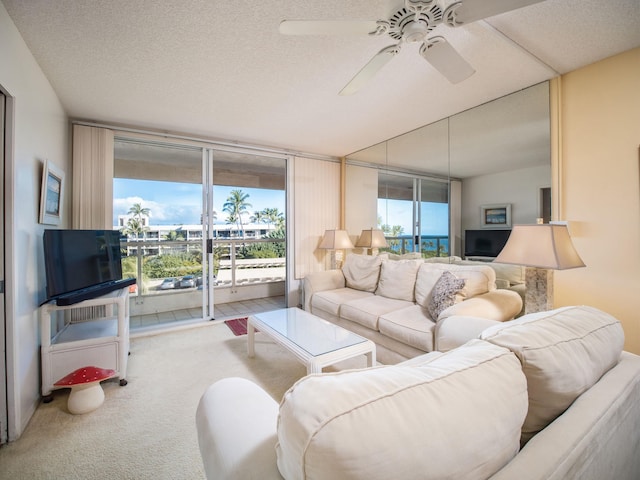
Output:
303,269,346,311
435,316,502,352
439,289,523,322
196,378,282,480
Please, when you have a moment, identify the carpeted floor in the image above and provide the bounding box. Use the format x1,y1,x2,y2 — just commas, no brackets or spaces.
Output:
0,321,370,479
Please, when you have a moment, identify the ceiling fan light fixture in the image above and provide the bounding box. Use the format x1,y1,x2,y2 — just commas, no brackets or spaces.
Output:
402,21,430,43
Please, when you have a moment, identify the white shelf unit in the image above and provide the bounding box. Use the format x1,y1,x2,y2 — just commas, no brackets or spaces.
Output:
40,287,130,398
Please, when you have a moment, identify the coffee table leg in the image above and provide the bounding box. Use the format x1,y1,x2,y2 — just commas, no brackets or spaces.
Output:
365,348,376,367
247,320,256,358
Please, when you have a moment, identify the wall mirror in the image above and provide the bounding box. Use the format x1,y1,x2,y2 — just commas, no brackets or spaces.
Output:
345,81,551,261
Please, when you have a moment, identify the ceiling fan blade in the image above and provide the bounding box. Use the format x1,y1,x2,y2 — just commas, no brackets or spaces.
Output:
339,45,399,96
420,37,475,84
279,20,379,36
444,0,545,26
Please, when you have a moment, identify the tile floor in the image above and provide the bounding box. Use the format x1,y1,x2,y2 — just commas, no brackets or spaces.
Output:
129,295,286,331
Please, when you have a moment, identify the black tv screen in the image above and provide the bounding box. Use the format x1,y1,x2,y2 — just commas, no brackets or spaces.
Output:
464,229,512,258
43,229,126,304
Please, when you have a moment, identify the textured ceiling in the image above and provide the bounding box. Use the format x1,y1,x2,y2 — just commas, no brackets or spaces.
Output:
3,0,639,158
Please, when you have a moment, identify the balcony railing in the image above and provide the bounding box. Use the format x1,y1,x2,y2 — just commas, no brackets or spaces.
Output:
382,235,450,257
121,237,286,297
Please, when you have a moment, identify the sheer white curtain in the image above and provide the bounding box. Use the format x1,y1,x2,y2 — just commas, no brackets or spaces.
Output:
71,125,114,229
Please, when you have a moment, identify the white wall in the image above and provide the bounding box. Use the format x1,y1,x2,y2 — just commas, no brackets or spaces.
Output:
0,4,70,440
461,164,551,232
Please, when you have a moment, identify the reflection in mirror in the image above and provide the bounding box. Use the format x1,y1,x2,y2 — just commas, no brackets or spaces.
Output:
346,81,550,265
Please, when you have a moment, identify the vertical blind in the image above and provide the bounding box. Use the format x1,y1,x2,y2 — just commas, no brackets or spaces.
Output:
72,125,114,229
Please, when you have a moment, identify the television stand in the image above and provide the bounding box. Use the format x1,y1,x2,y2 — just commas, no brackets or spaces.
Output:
40,287,130,401
464,256,495,262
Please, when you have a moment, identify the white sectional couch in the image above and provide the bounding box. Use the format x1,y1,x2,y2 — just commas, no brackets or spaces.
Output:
303,254,523,364
196,306,640,480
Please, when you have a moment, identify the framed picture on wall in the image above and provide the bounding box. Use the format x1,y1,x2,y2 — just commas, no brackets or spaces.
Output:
39,159,64,225
480,204,511,228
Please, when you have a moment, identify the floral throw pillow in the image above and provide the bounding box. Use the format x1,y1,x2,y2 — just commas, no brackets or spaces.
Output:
427,271,466,320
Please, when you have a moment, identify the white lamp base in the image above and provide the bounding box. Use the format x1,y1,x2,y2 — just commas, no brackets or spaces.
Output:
524,267,554,314
328,250,345,270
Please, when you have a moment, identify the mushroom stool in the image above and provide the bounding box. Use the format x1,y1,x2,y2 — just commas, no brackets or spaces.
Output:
54,366,116,415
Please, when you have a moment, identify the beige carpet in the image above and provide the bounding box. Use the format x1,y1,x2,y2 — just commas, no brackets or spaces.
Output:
0,321,370,479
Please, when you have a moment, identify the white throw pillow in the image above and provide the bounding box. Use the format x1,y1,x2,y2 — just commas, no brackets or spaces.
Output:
375,259,422,302
341,253,382,292
276,339,528,480
386,252,423,261
481,305,625,445
415,263,496,308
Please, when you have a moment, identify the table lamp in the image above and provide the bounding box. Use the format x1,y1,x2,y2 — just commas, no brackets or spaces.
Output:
355,228,388,255
319,229,354,269
494,223,585,314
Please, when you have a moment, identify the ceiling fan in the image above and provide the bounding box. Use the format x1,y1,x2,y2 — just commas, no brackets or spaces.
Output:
279,0,545,95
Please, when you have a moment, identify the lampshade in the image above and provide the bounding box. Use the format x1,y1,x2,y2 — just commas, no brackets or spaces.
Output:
319,229,354,250
355,228,388,249
494,224,585,270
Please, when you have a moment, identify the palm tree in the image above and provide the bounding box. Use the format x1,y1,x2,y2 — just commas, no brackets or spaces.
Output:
122,202,150,239
128,203,150,221
380,223,404,253
250,211,266,224
261,207,284,227
122,217,148,239
251,208,285,236
163,230,185,241
223,189,252,238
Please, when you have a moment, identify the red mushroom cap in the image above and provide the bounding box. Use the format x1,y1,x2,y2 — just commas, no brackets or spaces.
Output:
54,366,116,387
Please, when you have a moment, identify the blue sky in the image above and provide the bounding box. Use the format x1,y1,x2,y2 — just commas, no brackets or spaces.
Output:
378,199,449,235
113,179,285,226
113,178,447,234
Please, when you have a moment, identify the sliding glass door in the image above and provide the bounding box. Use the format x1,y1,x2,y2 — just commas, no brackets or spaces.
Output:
378,171,450,257
113,136,287,330
114,139,208,327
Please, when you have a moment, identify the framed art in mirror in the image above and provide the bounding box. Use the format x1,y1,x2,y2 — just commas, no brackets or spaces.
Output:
39,159,64,225
481,204,511,228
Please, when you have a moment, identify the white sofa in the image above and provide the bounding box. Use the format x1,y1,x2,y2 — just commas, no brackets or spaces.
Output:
196,306,640,480
303,254,523,364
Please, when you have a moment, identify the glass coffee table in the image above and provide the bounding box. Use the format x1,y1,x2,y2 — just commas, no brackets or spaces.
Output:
247,307,376,374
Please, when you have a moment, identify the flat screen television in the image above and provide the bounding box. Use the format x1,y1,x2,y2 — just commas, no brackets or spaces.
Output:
43,229,135,306
464,229,512,258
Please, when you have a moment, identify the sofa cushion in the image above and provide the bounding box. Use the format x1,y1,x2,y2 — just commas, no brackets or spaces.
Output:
415,263,496,308
427,271,466,319
386,252,423,260
455,260,525,287
276,340,528,480
340,295,414,330
341,253,382,292
423,255,462,263
311,288,373,317
378,304,436,352
480,305,625,445
375,259,422,302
